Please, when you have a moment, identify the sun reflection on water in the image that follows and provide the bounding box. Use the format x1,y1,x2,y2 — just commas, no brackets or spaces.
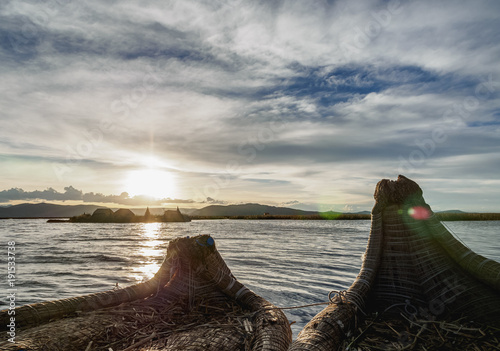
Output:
132,222,166,282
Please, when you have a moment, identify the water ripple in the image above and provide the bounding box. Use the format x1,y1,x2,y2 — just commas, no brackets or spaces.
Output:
1,218,497,338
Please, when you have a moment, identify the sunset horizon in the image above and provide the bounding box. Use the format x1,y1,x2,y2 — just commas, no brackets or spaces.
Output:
2,2,500,347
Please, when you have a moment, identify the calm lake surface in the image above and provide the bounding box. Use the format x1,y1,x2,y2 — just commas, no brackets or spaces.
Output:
1,219,499,338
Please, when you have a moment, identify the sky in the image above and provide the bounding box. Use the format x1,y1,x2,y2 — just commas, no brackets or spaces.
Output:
1,0,500,212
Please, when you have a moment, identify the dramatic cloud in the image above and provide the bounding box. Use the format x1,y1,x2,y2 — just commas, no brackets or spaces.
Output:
0,187,194,206
0,0,499,211
205,197,228,205
0,186,82,202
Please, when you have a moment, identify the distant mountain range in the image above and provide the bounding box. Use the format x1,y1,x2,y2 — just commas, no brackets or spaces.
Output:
0,203,179,218
0,202,373,218
435,210,465,214
190,203,373,217
191,203,320,217
0,203,103,218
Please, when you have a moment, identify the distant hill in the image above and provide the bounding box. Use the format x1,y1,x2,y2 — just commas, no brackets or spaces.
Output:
437,210,466,214
352,210,371,215
0,202,360,218
3,202,486,220
191,203,321,217
0,203,102,218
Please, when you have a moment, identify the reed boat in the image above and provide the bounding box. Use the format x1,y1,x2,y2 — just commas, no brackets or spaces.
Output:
291,175,500,350
0,235,291,351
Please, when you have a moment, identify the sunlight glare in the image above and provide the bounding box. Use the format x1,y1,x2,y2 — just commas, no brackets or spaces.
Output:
132,222,165,281
142,222,162,238
132,261,161,282
125,169,176,199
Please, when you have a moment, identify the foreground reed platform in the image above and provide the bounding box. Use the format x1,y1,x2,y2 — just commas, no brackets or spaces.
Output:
290,175,500,350
0,235,291,350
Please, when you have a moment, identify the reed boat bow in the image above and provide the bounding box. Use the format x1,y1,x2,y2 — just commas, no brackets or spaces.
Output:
1,235,292,351
291,175,500,350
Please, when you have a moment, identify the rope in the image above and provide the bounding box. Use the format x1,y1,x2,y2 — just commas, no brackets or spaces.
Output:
329,290,348,304
441,221,472,251
262,301,330,311
261,290,350,312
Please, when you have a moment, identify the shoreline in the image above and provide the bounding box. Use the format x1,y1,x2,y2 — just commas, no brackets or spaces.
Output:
191,213,500,221
2,213,500,221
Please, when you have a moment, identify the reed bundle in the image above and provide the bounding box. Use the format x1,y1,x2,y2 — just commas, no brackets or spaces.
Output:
290,175,500,351
0,235,291,351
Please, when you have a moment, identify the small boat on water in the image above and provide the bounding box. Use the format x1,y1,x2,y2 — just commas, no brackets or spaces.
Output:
291,175,500,350
0,235,291,350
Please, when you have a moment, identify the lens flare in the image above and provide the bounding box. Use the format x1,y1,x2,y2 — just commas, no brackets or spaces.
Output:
408,206,430,220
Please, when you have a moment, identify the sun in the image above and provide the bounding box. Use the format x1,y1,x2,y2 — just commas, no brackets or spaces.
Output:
125,169,176,199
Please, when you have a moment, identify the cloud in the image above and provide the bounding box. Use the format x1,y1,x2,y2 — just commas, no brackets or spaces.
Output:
204,197,228,205
0,186,82,202
0,186,195,206
0,0,500,211
280,200,300,207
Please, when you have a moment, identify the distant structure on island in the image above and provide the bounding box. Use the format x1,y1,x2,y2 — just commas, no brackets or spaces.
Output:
70,207,191,223
163,207,189,222
144,207,152,221
91,208,114,221
113,208,136,222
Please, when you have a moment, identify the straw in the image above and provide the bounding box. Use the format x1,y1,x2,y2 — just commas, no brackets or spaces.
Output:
0,235,292,350
291,175,500,350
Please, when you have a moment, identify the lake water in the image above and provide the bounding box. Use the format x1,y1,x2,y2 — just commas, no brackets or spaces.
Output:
0,219,499,338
